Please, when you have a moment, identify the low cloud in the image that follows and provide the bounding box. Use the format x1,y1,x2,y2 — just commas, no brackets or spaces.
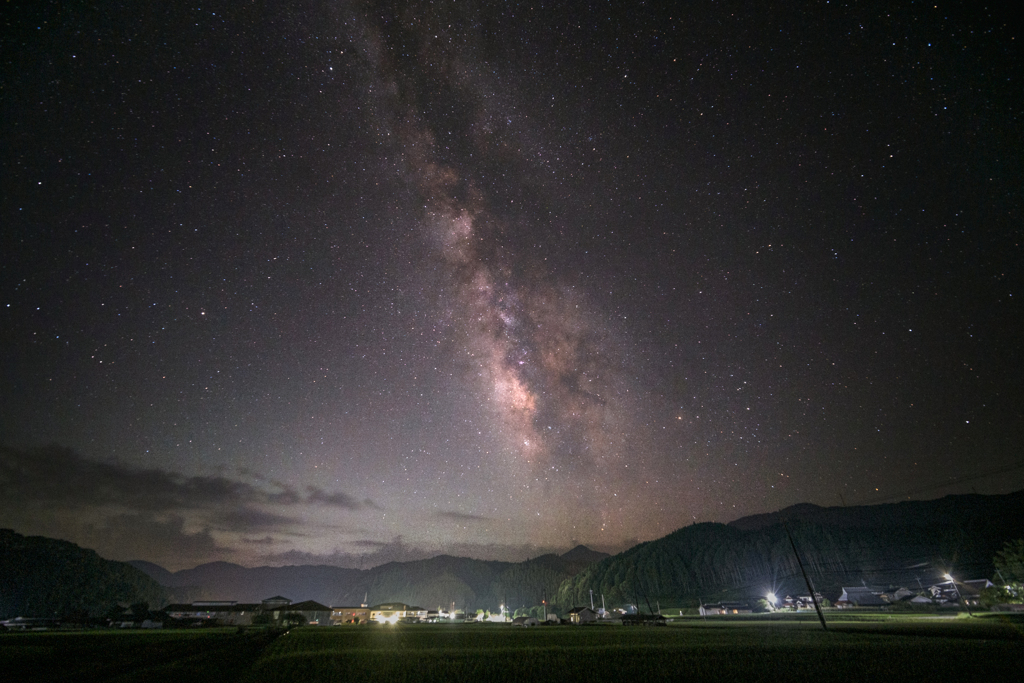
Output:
0,445,380,567
218,507,300,531
241,535,278,546
258,536,433,568
433,510,491,523
306,487,379,510
73,514,227,571
0,444,378,513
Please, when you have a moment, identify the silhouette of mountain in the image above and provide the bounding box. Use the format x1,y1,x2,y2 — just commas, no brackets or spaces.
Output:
0,529,166,619
125,559,176,586
129,547,609,610
553,491,1024,608
560,545,610,569
728,493,1024,532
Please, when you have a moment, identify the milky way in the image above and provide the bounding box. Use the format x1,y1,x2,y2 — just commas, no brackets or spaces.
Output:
2,1,1021,569
350,9,660,540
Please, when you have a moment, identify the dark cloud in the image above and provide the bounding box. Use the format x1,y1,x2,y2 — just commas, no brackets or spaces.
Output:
259,536,431,568
217,507,300,531
305,486,378,510
76,514,226,570
434,510,491,523
241,535,278,545
0,445,377,514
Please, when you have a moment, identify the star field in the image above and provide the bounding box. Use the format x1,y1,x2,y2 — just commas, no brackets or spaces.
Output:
1,1,1021,570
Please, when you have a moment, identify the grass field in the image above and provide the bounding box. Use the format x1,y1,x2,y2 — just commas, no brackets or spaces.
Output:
1,627,277,682
4,615,1022,682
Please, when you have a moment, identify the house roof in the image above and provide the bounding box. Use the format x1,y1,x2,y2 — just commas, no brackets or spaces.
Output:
837,587,887,606
290,600,331,611
839,586,885,595
166,602,259,613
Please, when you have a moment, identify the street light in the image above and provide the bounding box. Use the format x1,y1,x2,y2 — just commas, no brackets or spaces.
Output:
766,592,778,611
944,573,973,617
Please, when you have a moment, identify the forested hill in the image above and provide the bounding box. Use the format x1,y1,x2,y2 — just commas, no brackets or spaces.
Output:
0,528,167,619
554,491,1024,608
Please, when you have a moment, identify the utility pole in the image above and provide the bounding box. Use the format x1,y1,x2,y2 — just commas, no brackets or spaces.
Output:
784,521,827,631
945,573,973,617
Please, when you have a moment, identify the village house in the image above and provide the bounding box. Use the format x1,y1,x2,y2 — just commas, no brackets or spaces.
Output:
929,578,994,606
164,600,261,625
782,593,825,610
370,602,428,624
699,601,751,616
835,587,888,608
260,595,293,622
288,600,332,626
163,596,330,626
566,607,598,624
331,606,371,625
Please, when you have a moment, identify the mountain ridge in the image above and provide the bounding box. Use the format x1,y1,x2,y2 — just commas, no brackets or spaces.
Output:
0,528,167,619
129,545,611,608
555,491,1024,608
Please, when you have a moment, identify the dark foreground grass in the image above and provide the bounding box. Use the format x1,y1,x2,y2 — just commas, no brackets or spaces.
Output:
0,627,280,683
243,618,1024,683
3,617,1022,683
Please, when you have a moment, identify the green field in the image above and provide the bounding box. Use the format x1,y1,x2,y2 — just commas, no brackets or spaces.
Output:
0,627,277,682
4,616,1023,682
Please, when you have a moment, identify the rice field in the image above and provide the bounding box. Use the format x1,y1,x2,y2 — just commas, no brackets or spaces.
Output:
3,615,1022,683
244,617,1024,683
0,627,277,682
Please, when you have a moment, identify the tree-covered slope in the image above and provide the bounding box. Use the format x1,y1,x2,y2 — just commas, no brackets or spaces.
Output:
364,548,610,611
0,528,167,618
554,492,1024,608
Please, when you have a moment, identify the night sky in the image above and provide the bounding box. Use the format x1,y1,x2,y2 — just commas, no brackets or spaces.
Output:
2,1,1021,571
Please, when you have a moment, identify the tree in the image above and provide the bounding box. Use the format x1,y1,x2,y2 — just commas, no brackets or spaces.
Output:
979,586,1020,608
994,539,1024,583
992,539,1024,604
105,605,129,621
